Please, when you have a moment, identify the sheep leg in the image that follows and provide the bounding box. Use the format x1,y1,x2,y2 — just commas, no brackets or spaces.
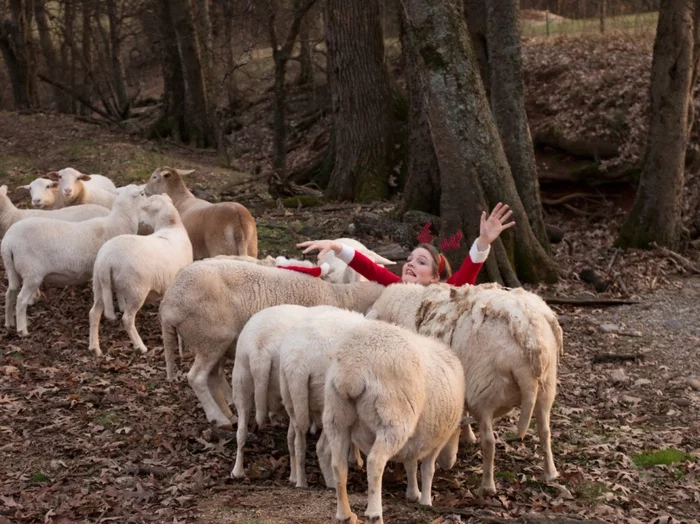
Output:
287,421,297,485
187,354,233,429
462,423,477,444
4,273,20,329
219,363,234,405
208,365,235,424
121,296,148,354
330,429,356,523
28,288,42,306
535,389,559,481
15,278,41,336
88,297,104,357
294,421,309,488
404,460,421,502
478,415,497,496
365,437,400,524
418,450,440,506
231,404,250,479
316,432,334,489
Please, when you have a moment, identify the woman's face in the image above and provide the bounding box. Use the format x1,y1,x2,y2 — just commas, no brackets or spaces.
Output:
402,247,439,285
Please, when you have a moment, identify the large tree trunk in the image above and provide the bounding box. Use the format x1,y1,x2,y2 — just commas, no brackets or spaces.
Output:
616,0,696,250
155,0,188,141
62,0,77,113
222,0,238,107
464,0,490,99
399,12,441,215
325,0,391,202
167,0,215,147
81,0,93,116
296,14,313,85
402,0,558,285
106,0,129,117
487,0,549,251
0,0,34,109
35,0,70,111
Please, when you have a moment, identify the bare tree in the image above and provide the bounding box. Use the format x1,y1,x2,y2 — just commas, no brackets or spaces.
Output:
34,0,70,111
0,0,34,109
617,0,697,249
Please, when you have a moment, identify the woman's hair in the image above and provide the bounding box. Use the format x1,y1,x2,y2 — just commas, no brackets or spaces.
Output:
416,243,453,281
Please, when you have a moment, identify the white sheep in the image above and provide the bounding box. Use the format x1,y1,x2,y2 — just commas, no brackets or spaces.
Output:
48,168,118,209
2,185,145,336
367,282,563,494
159,260,384,429
229,304,325,480
323,318,465,523
21,173,116,209
0,185,110,239
319,238,395,284
88,194,193,357
145,166,258,259
277,306,368,488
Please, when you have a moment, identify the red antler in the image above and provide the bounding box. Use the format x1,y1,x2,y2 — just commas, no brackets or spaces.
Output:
440,230,463,251
416,222,435,244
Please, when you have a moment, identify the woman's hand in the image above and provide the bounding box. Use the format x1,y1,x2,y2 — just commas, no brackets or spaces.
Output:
477,203,516,251
296,239,342,260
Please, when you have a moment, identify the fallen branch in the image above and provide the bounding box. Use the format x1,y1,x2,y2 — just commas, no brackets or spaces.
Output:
38,73,117,123
220,171,273,192
543,297,639,306
593,353,643,364
651,242,700,274
541,193,604,206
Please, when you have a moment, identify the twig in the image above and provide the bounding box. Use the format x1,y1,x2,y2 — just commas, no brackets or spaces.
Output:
606,248,622,273
543,297,639,306
541,192,604,206
593,353,644,364
651,242,700,274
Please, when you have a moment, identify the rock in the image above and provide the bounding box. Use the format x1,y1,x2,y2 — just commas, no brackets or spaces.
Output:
609,368,628,384
688,378,700,391
621,395,642,405
600,323,620,334
401,210,440,228
664,319,682,330
674,398,692,407
634,378,652,387
580,268,609,293
557,314,570,325
192,189,216,202
545,223,566,244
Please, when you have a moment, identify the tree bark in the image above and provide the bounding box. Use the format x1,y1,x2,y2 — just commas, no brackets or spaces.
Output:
167,0,215,147
487,0,550,251
34,0,70,111
0,0,34,109
616,0,696,250
62,0,77,113
401,0,558,284
296,13,313,85
463,0,490,99
325,0,391,202
399,11,441,215
106,0,129,117
222,0,239,107
81,0,93,116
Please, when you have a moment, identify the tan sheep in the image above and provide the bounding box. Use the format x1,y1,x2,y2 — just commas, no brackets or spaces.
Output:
145,166,257,259
159,259,384,429
367,282,563,494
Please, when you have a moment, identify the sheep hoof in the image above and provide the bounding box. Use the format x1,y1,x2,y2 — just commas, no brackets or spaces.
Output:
477,484,497,497
364,513,383,524
91,347,103,358
336,512,357,524
17,329,29,337
136,345,148,354
231,467,245,479
214,420,233,431
405,490,421,502
545,470,560,482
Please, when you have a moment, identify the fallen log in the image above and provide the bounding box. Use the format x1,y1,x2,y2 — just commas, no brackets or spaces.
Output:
543,297,639,306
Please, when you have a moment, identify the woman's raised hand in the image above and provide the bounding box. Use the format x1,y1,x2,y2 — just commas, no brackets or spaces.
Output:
296,239,342,260
477,203,516,250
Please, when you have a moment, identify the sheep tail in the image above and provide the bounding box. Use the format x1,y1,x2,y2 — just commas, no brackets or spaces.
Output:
162,318,179,381
252,353,272,428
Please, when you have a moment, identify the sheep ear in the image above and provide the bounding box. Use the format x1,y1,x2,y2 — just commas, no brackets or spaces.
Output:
176,169,195,176
78,174,92,181
0,185,7,195
18,184,31,191
47,171,59,181
50,182,59,189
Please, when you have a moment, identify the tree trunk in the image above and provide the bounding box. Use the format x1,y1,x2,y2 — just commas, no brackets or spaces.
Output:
487,0,550,251
616,0,696,250
399,11,441,215
155,0,188,141
167,0,215,147
401,0,558,285
106,0,129,117
34,0,70,111
325,0,391,202
81,0,93,116
296,14,313,85
600,0,607,34
463,0,490,99
0,0,34,109
63,0,77,113
222,0,238,107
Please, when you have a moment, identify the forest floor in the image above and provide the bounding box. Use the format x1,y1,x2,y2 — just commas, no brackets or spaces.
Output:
1,34,700,524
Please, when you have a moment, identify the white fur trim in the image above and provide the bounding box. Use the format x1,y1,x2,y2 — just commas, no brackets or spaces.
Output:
469,239,490,263
320,263,330,277
337,244,356,264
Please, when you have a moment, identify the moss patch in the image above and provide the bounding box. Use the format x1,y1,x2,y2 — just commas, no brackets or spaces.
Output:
632,449,692,468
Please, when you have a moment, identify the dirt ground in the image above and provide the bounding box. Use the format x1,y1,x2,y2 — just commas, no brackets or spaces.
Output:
1,103,699,524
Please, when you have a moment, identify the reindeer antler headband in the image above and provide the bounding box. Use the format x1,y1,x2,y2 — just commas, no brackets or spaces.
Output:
416,222,463,275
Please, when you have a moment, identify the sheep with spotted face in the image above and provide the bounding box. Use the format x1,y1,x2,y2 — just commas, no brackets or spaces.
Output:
2,185,145,336
89,194,193,357
48,168,118,209
145,166,257,259
366,282,563,495
21,173,116,209
159,260,383,429
323,318,464,524
0,185,109,239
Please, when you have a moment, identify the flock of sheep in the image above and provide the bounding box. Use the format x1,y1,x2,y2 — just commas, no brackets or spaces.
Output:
0,166,564,523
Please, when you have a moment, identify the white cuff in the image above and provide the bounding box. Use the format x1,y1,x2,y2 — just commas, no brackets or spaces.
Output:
337,244,356,264
469,239,490,263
